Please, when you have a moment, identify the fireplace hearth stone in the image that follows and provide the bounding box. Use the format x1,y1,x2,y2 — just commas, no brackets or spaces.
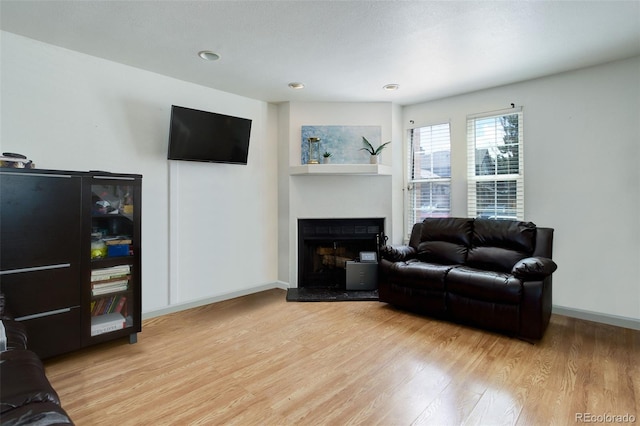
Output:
286,287,379,302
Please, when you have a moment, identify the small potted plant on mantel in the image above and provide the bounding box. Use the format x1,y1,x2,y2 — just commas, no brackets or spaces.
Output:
361,137,391,164
322,151,332,164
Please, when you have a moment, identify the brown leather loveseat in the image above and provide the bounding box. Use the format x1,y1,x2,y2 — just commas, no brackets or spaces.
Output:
379,218,557,340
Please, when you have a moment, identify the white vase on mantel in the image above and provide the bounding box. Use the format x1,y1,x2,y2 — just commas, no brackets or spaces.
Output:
370,155,379,164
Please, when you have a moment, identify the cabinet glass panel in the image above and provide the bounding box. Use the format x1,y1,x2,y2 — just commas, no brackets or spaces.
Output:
89,183,135,337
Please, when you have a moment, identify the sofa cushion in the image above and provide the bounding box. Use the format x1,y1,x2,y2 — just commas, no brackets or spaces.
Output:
446,266,523,304
472,219,536,252
417,241,469,265
385,259,454,291
467,219,537,272
417,218,473,264
466,246,530,273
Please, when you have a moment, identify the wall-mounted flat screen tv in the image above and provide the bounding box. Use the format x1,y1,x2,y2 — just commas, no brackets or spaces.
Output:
167,105,252,165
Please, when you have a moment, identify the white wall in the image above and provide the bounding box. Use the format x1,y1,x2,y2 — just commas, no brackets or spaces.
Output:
403,56,640,322
1,32,279,314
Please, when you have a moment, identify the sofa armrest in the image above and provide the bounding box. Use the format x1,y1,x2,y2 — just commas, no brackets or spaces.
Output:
0,350,62,410
1,319,28,351
520,276,553,340
381,245,417,262
511,257,557,279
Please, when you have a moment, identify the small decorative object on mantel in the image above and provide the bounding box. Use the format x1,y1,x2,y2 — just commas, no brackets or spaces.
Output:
307,137,321,164
360,137,390,164
322,151,332,164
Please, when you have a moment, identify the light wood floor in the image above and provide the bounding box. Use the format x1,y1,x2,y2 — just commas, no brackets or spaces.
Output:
44,288,639,425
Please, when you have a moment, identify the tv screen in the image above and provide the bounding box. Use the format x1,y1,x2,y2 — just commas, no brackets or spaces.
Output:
167,105,252,164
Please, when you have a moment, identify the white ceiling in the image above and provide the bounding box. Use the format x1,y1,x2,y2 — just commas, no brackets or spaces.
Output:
1,1,639,105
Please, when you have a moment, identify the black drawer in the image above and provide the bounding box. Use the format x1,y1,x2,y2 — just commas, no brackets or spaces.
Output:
19,306,82,359
0,265,80,317
0,172,81,270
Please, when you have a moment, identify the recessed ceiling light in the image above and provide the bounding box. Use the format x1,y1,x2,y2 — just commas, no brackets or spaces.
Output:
288,82,305,89
383,83,400,91
198,51,220,61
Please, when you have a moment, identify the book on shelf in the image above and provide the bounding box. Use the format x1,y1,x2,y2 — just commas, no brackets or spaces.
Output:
92,285,127,296
92,296,113,316
92,298,105,316
113,296,127,314
107,296,118,313
91,265,131,279
91,276,129,296
92,277,129,289
92,295,127,316
103,236,132,246
91,312,126,336
91,272,130,283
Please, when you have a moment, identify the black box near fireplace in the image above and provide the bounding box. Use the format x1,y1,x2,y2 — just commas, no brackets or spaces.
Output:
298,218,385,290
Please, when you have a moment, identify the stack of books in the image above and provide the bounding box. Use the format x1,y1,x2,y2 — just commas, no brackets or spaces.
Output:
90,265,132,336
91,312,126,336
91,265,130,296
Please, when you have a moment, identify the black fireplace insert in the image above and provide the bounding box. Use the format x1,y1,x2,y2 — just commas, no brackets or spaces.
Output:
298,218,385,289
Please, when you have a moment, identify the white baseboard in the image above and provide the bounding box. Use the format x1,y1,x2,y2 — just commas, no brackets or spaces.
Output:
552,305,640,331
143,284,638,332
273,280,290,290
142,282,289,320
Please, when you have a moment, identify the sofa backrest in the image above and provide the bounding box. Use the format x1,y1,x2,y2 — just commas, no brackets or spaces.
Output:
533,227,554,258
410,218,553,272
408,222,423,251
467,219,537,272
415,218,473,265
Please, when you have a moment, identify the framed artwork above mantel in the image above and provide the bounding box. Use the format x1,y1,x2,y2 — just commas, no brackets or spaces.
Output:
300,125,382,165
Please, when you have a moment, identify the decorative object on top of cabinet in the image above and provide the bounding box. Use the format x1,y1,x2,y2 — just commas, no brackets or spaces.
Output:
0,152,35,168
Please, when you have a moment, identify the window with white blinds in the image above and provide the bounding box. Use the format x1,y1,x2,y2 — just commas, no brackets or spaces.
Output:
406,123,451,234
467,107,524,220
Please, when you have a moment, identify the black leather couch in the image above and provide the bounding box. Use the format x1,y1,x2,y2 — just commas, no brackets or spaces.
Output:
0,293,74,425
379,218,557,340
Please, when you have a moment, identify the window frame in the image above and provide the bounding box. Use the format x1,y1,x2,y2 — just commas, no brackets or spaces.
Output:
404,122,452,239
466,107,524,221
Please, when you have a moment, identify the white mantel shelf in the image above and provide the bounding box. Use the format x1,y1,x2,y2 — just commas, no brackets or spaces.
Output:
290,164,392,176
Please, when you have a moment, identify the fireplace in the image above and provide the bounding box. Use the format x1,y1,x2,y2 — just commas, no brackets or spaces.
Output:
298,218,385,289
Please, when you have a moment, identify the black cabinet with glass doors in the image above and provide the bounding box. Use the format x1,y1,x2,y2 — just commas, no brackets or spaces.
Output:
0,168,141,358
